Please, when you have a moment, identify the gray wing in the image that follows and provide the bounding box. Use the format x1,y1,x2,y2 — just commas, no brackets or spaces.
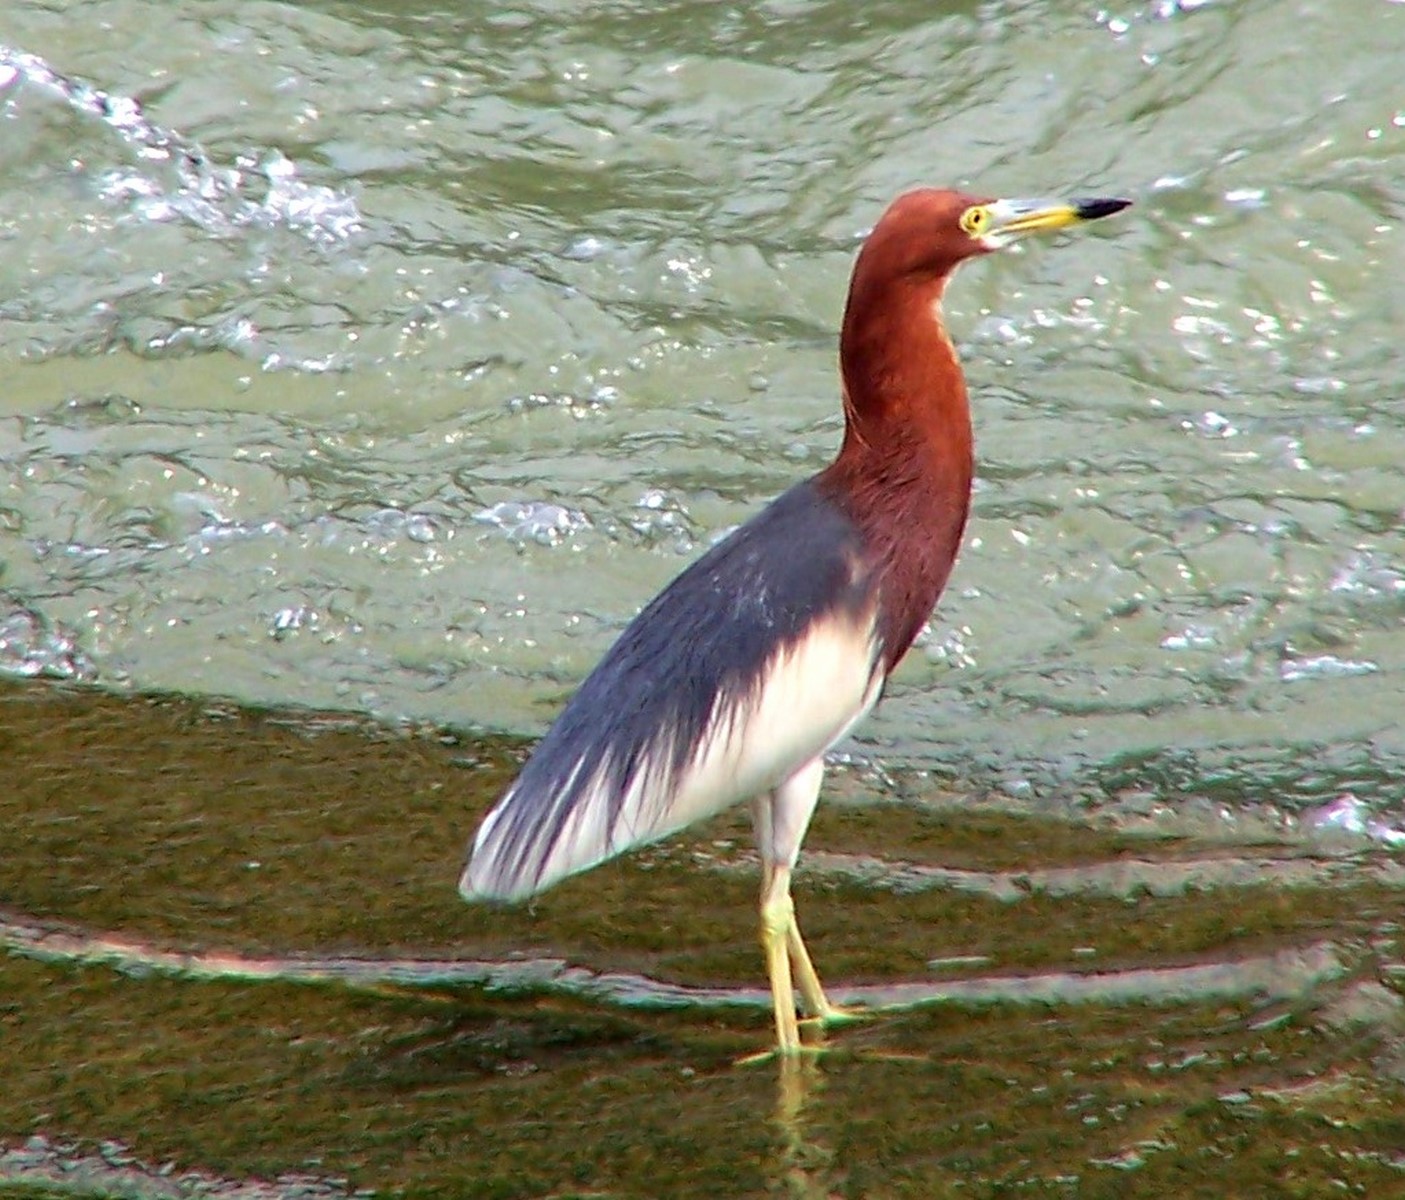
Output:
460,480,885,901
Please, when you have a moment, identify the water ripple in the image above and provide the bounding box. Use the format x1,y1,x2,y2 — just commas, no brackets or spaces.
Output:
1,1134,364,1200
0,910,1355,1015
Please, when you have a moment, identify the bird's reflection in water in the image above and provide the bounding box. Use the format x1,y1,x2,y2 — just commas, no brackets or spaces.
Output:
771,1039,845,1199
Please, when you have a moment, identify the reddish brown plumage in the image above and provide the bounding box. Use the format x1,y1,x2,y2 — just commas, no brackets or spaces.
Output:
817,188,996,672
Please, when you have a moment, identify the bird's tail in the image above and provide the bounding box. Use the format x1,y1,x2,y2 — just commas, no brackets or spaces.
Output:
459,795,534,902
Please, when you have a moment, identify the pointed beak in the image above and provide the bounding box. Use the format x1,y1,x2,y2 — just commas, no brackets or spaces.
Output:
983,196,1132,248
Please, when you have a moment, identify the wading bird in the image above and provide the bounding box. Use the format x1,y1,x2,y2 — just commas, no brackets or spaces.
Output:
461,188,1131,1054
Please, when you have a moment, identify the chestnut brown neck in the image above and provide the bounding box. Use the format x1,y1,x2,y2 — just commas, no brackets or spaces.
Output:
817,268,975,669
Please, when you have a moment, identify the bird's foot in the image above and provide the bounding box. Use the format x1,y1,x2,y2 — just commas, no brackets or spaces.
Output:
734,1041,829,1067
735,1003,869,1065
799,1001,866,1029
735,1030,922,1067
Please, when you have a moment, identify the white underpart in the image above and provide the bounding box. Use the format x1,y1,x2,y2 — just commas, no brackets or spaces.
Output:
463,605,884,900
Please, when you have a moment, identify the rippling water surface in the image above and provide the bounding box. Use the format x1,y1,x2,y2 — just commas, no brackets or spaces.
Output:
5,3,1405,1194
3,3,1405,798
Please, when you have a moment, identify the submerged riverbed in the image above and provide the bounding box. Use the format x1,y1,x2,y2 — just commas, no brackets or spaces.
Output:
4,679,1405,1196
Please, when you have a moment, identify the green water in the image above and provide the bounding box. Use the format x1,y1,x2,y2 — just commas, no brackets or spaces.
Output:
3,680,1405,1197
3,0,1404,797
3,0,1405,1194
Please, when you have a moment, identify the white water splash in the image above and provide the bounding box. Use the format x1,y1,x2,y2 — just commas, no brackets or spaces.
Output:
0,43,361,246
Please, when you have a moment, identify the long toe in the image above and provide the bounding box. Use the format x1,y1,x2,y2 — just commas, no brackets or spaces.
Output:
799,1000,867,1028
735,1041,829,1067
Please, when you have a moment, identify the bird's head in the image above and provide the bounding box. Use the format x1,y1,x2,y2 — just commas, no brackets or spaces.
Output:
855,188,1132,284
835,185,1132,449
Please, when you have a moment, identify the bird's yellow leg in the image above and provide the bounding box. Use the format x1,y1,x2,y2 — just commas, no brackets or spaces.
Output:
760,862,802,1054
786,915,863,1027
747,763,864,1059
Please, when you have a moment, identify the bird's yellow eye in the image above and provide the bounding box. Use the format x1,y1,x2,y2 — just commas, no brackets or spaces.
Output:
959,206,992,236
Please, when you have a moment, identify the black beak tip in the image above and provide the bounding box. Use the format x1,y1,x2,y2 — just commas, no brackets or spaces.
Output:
1074,197,1134,221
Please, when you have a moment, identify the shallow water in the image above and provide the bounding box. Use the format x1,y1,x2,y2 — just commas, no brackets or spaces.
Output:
3,680,1405,1197
3,0,1405,1194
